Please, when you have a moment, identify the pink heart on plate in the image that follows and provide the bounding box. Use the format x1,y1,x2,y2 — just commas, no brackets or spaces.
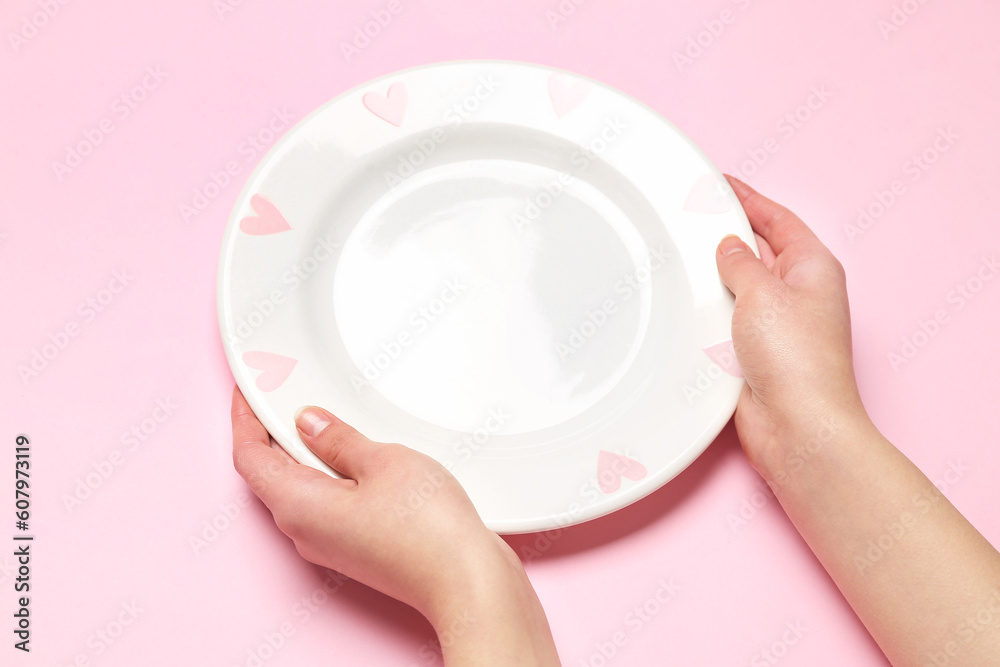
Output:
239,194,291,235
682,173,733,214
702,339,743,378
597,450,648,494
243,351,297,392
363,82,408,127
548,73,592,118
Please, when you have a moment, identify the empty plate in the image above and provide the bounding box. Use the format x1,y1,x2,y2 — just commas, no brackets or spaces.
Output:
217,60,756,534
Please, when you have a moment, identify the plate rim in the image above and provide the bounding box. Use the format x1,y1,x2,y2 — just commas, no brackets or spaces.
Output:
216,58,756,534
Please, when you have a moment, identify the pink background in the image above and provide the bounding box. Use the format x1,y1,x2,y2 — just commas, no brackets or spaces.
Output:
3,1,999,665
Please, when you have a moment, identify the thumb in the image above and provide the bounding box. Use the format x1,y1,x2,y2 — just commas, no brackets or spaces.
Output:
295,406,380,480
715,234,775,298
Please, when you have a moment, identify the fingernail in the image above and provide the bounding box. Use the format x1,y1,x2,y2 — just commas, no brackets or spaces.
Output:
295,406,332,437
719,234,747,256
724,174,753,194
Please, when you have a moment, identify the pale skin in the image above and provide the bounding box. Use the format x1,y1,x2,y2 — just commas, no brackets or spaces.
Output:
232,175,1000,666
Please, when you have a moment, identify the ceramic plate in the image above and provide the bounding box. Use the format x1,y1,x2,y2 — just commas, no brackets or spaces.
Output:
217,60,756,534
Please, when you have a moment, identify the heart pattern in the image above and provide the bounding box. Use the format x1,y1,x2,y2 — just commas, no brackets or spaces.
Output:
363,82,408,127
239,194,291,235
231,74,743,510
682,173,733,214
548,73,592,118
243,351,297,392
597,450,648,494
702,339,743,378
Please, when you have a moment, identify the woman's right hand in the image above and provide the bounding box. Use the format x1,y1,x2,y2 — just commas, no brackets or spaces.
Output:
715,175,870,480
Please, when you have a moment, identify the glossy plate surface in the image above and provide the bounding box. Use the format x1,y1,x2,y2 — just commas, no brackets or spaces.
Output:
217,60,756,534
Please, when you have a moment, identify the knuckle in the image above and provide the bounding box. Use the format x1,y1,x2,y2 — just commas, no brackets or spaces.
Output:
271,490,316,538
803,250,847,287
827,255,847,283
274,509,306,540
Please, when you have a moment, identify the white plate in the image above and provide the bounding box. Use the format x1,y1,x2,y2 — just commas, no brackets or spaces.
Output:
217,60,756,534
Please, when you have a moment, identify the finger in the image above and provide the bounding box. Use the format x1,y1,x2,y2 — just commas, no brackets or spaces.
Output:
724,175,820,257
716,234,777,298
269,436,297,464
295,406,384,480
753,231,777,269
232,385,277,454
232,386,295,503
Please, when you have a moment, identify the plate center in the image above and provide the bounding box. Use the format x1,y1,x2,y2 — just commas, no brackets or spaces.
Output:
334,158,654,434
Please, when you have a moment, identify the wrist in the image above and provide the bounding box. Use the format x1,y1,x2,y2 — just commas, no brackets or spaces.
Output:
423,534,560,665
754,404,877,490
423,532,526,632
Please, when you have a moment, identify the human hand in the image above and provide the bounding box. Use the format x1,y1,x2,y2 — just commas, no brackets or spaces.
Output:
714,179,1000,667
715,175,870,478
230,387,560,665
